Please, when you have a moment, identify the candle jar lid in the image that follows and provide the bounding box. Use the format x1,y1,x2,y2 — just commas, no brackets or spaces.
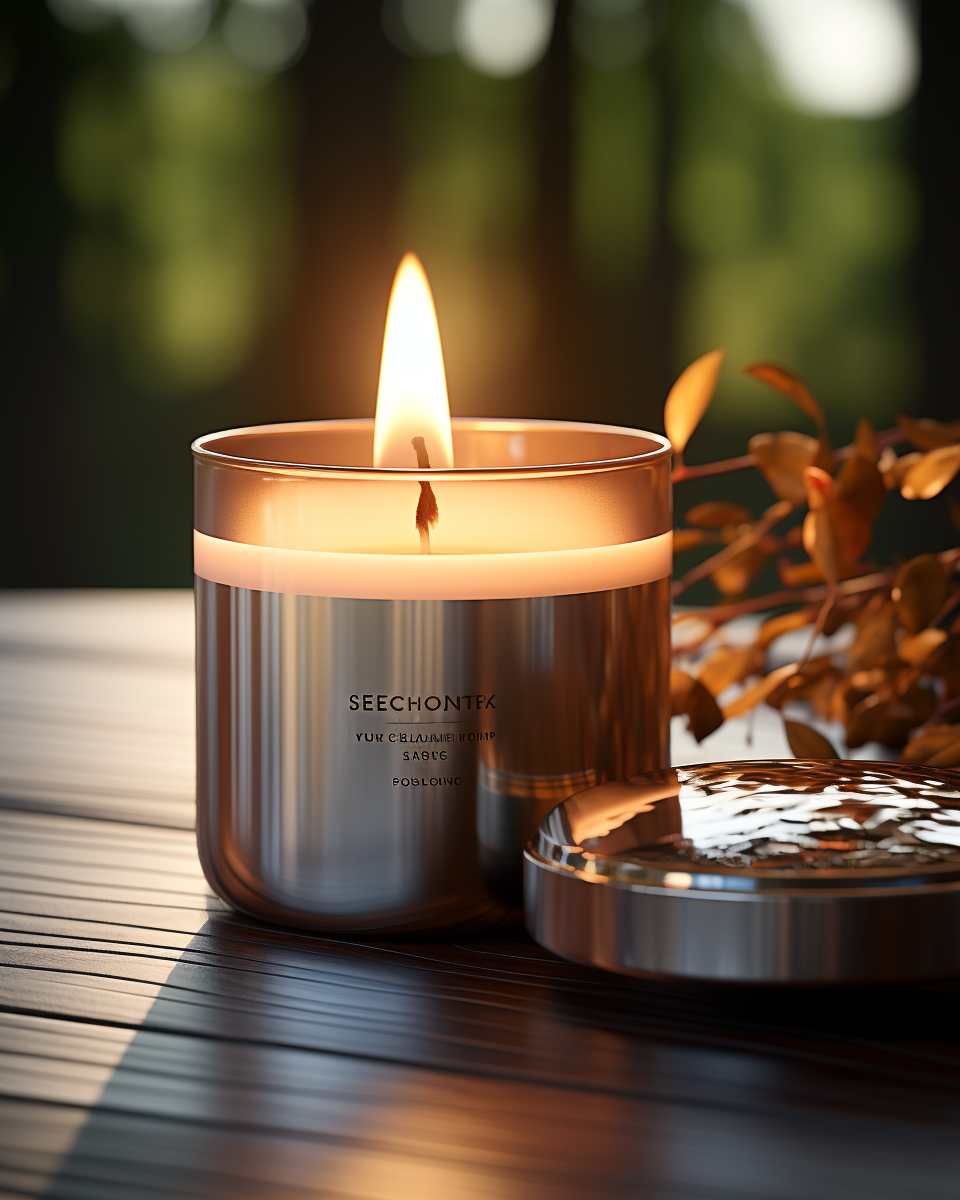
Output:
524,761,960,984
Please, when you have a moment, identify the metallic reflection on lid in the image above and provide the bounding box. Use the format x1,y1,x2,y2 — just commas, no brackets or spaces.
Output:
536,761,960,893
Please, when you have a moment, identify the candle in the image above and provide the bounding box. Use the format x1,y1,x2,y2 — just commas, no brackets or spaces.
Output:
193,421,672,599
194,252,671,599
194,255,672,933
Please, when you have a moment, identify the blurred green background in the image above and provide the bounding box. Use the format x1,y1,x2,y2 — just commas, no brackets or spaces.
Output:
0,0,955,587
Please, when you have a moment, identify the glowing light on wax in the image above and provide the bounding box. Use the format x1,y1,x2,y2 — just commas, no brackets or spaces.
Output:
373,254,455,470
193,251,674,599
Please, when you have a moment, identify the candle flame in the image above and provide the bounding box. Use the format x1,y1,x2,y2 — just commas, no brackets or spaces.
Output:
373,254,454,469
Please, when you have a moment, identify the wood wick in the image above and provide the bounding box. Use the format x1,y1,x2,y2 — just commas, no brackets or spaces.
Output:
411,436,438,556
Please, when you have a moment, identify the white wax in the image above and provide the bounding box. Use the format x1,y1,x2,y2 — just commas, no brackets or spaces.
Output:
194,530,672,601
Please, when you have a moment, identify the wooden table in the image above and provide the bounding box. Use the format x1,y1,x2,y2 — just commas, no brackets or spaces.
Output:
1,591,959,1200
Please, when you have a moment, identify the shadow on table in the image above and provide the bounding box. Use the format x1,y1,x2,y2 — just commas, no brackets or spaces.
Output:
42,915,960,1200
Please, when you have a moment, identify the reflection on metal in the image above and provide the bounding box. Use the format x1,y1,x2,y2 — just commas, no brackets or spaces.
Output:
526,761,960,983
477,764,597,905
196,575,670,932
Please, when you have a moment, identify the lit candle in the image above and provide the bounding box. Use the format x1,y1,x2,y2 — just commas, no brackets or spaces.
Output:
194,253,671,599
193,254,672,932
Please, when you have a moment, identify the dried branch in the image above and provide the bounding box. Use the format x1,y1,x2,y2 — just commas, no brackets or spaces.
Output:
672,426,907,483
672,499,794,598
675,569,897,631
797,585,837,670
663,349,960,764
677,549,959,634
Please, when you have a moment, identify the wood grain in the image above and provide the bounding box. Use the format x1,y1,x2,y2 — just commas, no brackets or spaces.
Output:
1,591,959,1199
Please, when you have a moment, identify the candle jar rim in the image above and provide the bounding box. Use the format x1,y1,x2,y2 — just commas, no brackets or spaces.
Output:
192,417,672,481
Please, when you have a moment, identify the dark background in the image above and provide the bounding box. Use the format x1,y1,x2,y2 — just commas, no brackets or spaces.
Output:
0,0,955,588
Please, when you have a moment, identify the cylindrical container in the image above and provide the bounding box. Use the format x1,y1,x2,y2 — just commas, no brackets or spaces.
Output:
194,418,672,932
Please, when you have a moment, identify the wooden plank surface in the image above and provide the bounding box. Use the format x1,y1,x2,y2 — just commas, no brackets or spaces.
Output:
1,590,959,1200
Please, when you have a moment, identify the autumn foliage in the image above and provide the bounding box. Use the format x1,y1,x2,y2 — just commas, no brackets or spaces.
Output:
667,352,960,767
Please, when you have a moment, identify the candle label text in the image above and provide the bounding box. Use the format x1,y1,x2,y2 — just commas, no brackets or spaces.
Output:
349,693,495,712
348,691,497,790
354,730,495,743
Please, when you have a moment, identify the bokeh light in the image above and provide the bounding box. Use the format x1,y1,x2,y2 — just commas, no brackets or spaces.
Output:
222,0,309,74
49,0,214,53
731,0,918,118
669,0,920,433
1,0,942,586
454,0,555,78
384,0,556,78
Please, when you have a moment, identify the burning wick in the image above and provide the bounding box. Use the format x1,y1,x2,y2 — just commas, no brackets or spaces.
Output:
411,436,439,555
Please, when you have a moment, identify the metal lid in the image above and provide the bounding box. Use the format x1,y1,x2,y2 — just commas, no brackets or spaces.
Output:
524,761,960,984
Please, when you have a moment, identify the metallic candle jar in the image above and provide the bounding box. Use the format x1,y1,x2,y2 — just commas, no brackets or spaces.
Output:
193,418,672,933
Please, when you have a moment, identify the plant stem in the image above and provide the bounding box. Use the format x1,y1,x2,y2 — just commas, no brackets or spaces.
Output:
798,584,837,670
673,547,960,639
672,453,755,483
672,500,794,598
671,427,907,483
674,572,892,630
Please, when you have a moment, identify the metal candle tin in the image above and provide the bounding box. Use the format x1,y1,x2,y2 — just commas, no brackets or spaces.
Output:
193,418,672,933
525,761,960,984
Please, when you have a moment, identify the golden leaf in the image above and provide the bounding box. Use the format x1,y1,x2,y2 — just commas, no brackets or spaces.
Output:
742,362,832,467
893,555,948,634
670,667,695,712
783,719,839,760
847,602,899,671
673,528,709,554
899,726,960,764
801,470,840,585
711,546,769,597
843,694,886,748
684,501,753,528
831,676,864,725
777,559,818,586
670,668,723,743
836,454,885,526
757,608,815,647
802,466,871,571
896,414,960,452
722,662,798,718
853,417,878,463
900,444,960,501
687,685,724,743
764,656,835,709
897,627,948,666
664,349,725,455
834,505,873,566
698,645,764,697
671,613,714,653
845,687,937,749
749,431,819,504
925,635,960,690
777,559,869,587
720,523,751,545
927,738,960,768
743,362,822,426
805,668,842,721
880,449,922,491
848,666,889,691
